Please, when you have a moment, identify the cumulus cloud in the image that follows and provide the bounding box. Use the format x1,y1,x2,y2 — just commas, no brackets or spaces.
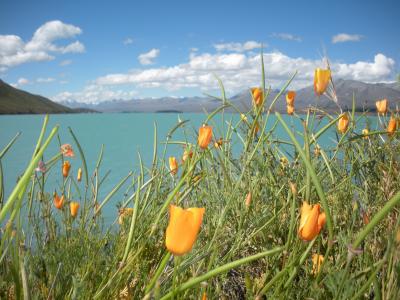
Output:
332,33,363,43
0,20,84,70
95,51,396,94
138,49,160,65
214,41,263,52
271,33,302,42
53,84,138,103
36,77,55,83
123,38,134,45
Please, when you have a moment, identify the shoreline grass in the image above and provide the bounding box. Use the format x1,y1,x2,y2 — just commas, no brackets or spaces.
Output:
0,62,400,299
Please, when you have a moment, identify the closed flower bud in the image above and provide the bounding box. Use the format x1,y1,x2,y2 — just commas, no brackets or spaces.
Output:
375,99,388,114
286,91,296,106
298,201,326,241
169,156,178,175
62,161,71,177
198,125,213,149
314,68,331,96
53,191,64,209
77,167,82,182
245,192,252,208
337,113,349,134
165,205,205,256
70,202,80,218
251,87,264,107
387,117,397,136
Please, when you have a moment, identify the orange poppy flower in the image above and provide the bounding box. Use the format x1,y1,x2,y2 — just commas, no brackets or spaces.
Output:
53,192,64,209
311,254,324,275
337,113,349,134
77,167,82,182
60,144,74,157
286,91,296,106
314,68,331,96
62,161,71,177
70,202,80,218
202,292,207,300
287,104,295,115
169,156,178,175
118,207,134,225
251,87,264,107
165,204,205,256
198,125,213,149
387,117,397,136
182,148,193,163
375,99,388,114
298,201,326,241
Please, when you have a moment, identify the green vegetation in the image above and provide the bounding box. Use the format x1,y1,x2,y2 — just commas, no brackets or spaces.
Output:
0,65,400,299
0,80,94,114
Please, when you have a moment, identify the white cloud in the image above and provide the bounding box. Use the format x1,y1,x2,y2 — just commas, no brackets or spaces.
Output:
332,33,363,44
95,51,396,94
271,33,302,42
0,20,84,70
214,41,263,52
60,59,72,66
17,77,29,85
36,77,55,83
138,48,160,65
53,84,138,103
123,38,134,45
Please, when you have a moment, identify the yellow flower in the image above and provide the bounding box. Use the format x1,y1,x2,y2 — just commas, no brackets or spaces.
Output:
240,113,248,122
286,91,296,106
314,68,331,96
387,117,397,136
53,191,64,209
251,87,264,107
375,99,388,114
362,128,369,139
165,204,205,256
337,113,349,134
287,104,295,115
298,201,326,241
62,161,71,177
198,125,213,149
70,202,80,218
77,167,82,182
311,254,324,275
169,156,178,175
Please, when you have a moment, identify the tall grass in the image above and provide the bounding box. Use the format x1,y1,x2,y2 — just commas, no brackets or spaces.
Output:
0,66,400,299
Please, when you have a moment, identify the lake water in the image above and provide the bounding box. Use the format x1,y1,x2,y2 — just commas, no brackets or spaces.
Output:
0,112,375,224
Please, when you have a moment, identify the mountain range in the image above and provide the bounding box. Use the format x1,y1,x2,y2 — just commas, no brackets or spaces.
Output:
1,78,400,114
61,79,400,113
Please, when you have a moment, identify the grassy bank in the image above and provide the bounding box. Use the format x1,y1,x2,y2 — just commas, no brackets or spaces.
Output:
0,65,399,299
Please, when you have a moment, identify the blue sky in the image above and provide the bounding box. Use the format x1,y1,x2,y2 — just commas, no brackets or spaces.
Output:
1,0,399,103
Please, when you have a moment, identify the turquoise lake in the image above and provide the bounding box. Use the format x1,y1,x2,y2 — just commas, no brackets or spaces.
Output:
0,113,375,225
